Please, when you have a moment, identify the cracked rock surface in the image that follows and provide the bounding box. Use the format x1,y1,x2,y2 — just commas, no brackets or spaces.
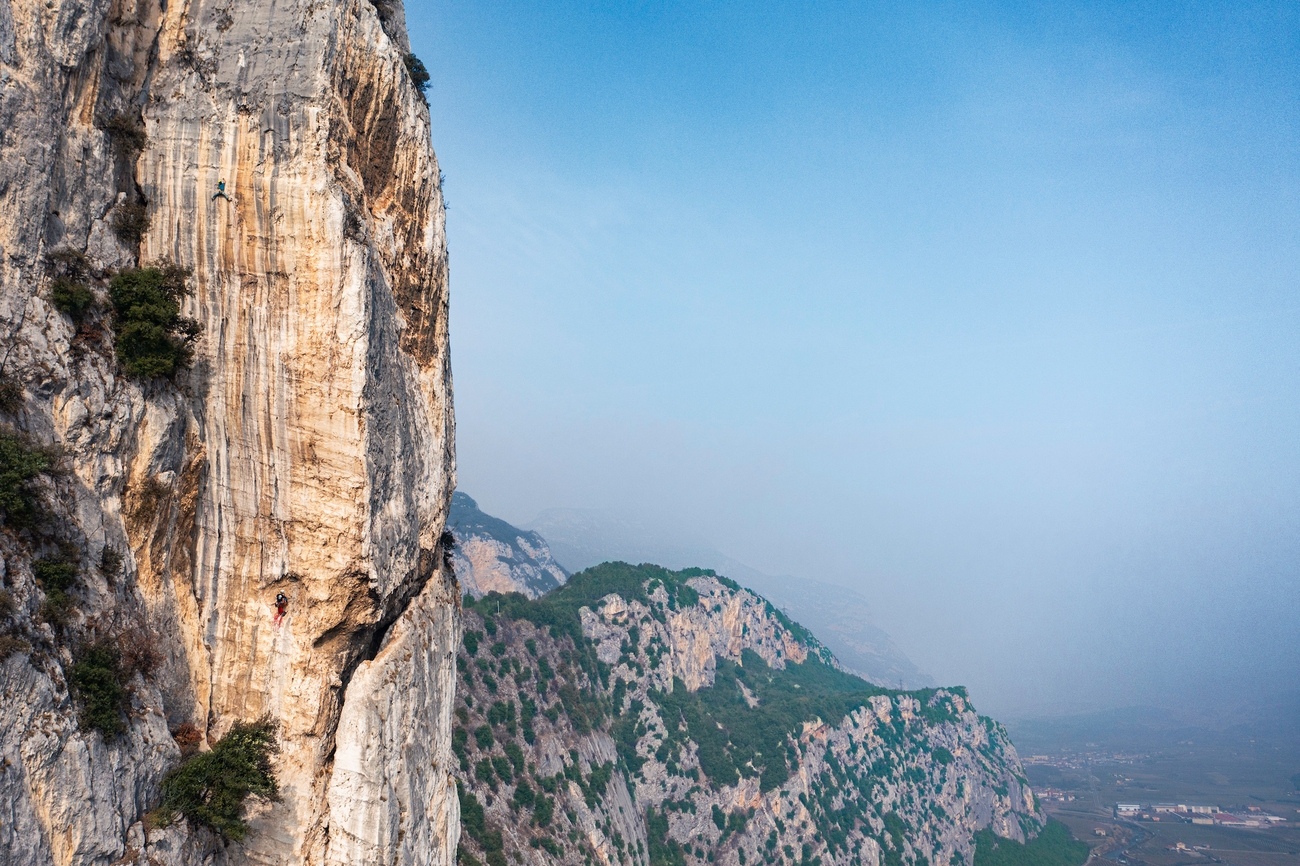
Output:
0,0,458,863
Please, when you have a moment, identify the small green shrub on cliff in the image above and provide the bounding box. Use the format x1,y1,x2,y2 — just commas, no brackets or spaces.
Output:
157,719,280,840
111,201,151,246
51,279,96,324
441,528,457,569
34,554,78,619
102,112,148,156
0,376,22,413
69,644,128,736
45,247,91,280
110,264,201,378
99,545,123,579
0,432,54,526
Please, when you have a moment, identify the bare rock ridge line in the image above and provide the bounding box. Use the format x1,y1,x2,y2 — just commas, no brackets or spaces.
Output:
520,507,935,690
452,563,1044,866
0,0,458,864
449,491,569,600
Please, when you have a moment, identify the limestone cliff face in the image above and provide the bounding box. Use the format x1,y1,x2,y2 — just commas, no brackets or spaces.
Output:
581,580,817,694
0,0,458,864
452,565,1040,866
449,492,568,600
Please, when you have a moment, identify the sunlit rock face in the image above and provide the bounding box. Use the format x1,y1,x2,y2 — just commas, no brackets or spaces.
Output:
452,567,1041,866
0,0,457,863
449,492,569,599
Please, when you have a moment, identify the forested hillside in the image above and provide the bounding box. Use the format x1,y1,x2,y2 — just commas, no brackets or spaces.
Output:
451,563,1045,866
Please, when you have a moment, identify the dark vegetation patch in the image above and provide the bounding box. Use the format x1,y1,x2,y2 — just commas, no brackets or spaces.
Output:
973,821,1086,866
458,781,507,866
99,545,123,580
0,376,22,414
646,806,686,866
882,812,908,866
51,279,96,323
68,632,161,737
69,643,128,736
111,201,150,246
34,552,78,622
404,53,430,101
45,247,91,280
156,719,280,841
0,431,56,527
440,527,457,570
102,112,147,156
110,264,201,378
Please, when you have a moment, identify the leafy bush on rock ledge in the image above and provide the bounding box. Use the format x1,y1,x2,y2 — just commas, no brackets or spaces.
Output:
111,201,151,246
0,431,56,526
109,264,201,379
156,718,280,841
69,643,128,736
51,279,96,323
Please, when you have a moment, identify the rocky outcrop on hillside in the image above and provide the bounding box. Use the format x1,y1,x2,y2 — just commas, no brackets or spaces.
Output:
522,508,934,689
0,1,457,864
450,492,568,599
451,564,1041,866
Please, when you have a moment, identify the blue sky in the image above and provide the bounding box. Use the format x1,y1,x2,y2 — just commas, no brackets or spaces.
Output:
406,2,1299,717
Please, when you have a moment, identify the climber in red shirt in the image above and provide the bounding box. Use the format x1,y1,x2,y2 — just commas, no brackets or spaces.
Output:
273,592,288,627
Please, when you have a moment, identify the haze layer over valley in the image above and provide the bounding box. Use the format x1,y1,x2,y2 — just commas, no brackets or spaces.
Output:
411,2,1300,722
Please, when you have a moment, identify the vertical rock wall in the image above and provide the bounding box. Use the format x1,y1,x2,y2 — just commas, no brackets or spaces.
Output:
0,0,458,863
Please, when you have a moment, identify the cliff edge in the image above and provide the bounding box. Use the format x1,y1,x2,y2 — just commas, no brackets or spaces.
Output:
0,1,458,864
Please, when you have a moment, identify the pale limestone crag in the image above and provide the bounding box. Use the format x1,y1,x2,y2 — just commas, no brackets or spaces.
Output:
0,0,458,864
448,491,568,599
453,571,1040,866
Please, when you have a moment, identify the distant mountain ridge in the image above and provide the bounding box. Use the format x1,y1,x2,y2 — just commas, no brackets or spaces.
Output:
449,492,569,598
525,506,934,689
451,562,1047,866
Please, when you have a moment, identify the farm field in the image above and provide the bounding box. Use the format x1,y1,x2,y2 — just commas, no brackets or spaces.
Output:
1006,702,1300,865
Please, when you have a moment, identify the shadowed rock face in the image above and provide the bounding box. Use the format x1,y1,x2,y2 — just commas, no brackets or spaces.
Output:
0,1,458,864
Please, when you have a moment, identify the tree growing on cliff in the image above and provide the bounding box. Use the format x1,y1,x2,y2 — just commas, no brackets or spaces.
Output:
156,718,281,841
109,263,201,379
404,53,430,102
